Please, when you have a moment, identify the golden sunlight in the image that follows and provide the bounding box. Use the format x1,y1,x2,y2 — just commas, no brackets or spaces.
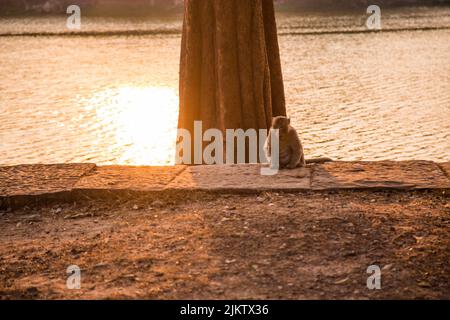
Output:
92,86,179,166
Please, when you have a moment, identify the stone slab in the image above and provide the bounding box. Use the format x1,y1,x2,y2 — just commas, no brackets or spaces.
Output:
0,163,96,196
1,162,449,202
73,165,186,191
166,164,311,191
311,161,450,190
438,162,450,179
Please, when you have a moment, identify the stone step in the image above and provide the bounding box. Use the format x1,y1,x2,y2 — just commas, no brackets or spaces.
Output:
73,165,186,191
311,161,450,190
0,161,449,207
165,164,311,191
0,163,96,197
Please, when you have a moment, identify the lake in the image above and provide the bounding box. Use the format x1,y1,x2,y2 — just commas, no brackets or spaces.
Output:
0,6,449,165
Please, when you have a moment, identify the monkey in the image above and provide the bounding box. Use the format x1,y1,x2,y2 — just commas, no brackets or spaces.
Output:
264,116,333,169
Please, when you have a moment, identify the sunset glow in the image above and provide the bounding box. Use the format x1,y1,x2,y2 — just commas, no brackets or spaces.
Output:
92,86,179,165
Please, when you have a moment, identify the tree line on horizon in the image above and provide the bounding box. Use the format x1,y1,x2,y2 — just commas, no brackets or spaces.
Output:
0,0,449,15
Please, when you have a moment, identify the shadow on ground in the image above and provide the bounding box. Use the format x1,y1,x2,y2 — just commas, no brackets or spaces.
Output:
0,190,448,299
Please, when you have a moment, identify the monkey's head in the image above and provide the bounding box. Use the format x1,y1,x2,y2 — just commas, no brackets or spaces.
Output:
271,116,290,133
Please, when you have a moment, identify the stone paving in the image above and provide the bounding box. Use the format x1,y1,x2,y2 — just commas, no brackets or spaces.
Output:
0,161,449,208
0,163,96,196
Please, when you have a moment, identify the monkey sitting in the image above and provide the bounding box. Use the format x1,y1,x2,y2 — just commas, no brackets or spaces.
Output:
265,116,332,169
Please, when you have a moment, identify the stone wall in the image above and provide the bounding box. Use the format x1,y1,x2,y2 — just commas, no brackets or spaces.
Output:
1,161,449,209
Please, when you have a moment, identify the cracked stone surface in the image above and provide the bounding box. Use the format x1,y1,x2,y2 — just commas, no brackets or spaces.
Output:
73,165,186,191
311,161,450,190
438,162,450,179
166,164,311,191
0,163,96,196
1,162,449,202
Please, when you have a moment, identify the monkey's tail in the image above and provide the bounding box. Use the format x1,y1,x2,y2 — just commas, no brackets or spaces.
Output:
305,157,333,164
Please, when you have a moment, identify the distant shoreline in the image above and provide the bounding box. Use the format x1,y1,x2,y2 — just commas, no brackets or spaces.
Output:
1,25,449,38
0,3,449,17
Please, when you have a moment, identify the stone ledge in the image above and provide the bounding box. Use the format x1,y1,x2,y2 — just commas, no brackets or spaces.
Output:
311,161,450,190
165,164,311,191
0,161,449,207
73,165,186,191
438,162,450,179
0,163,96,197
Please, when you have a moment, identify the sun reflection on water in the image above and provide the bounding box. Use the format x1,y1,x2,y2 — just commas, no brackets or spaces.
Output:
90,86,178,166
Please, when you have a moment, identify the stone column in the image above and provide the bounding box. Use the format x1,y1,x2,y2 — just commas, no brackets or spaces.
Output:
178,0,286,163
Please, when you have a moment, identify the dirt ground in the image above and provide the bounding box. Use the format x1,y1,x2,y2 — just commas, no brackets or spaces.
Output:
0,190,448,299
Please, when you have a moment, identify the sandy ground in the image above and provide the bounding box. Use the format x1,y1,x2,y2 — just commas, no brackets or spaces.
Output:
0,190,448,299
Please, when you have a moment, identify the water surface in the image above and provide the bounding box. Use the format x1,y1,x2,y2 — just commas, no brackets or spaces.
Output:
0,7,449,165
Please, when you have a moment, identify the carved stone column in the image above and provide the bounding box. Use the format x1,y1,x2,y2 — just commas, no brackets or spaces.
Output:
178,0,286,163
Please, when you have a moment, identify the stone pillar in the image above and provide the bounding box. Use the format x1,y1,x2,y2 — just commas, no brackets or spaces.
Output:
178,0,286,163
